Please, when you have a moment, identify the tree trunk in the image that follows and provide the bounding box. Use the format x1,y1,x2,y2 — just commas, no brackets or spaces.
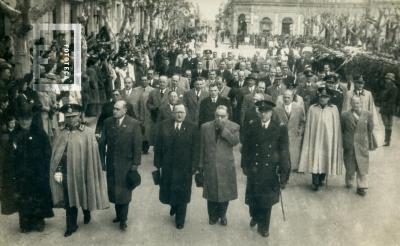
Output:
143,11,150,42
150,14,157,39
12,32,31,79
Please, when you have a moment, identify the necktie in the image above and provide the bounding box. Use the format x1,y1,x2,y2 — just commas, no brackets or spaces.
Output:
160,90,164,98
196,91,200,101
206,60,210,70
175,123,180,131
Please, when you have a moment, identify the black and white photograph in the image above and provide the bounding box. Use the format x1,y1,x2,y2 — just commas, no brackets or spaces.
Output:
0,0,400,245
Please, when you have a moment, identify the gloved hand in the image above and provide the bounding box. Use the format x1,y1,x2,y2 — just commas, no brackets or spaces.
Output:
54,172,63,184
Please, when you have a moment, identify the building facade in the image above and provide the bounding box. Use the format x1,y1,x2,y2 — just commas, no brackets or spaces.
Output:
224,0,397,36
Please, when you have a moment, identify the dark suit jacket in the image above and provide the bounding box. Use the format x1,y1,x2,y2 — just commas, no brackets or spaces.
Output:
154,119,199,205
146,88,171,122
157,103,174,123
241,117,290,207
99,115,142,204
182,57,198,71
192,69,208,80
198,96,232,127
183,89,209,123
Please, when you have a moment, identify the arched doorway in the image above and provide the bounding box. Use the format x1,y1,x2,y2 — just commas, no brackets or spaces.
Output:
237,14,247,42
260,17,273,35
282,17,293,35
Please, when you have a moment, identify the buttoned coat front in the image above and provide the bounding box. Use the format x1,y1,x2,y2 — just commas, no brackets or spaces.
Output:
99,116,142,204
341,110,374,175
199,120,240,202
241,118,290,207
275,103,305,170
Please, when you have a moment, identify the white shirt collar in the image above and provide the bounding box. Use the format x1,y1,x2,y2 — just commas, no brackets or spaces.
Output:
262,119,271,128
211,96,218,102
118,116,125,125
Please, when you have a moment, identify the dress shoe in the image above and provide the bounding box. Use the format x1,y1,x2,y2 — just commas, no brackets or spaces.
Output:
312,184,319,191
176,224,184,230
209,218,218,225
250,218,257,228
220,217,227,226
84,214,91,224
257,226,269,237
113,218,120,223
119,222,127,231
64,225,78,237
357,188,366,196
383,141,390,146
33,221,45,232
345,184,352,189
170,207,176,216
20,228,31,233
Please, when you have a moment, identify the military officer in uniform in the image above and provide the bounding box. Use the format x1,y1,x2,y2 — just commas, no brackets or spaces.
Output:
50,101,109,237
241,99,290,238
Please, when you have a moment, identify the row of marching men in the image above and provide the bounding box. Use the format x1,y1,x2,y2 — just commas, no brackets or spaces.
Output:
1,71,396,239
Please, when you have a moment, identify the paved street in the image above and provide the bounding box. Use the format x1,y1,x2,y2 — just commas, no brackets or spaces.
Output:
1,114,400,246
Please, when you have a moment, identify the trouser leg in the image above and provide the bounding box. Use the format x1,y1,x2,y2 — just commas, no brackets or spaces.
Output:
115,204,120,220
118,204,129,223
345,169,355,187
66,207,78,230
256,206,272,232
312,174,320,186
319,174,326,185
218,202,229,219
175,203,187,226
356,167,368,189
207,201,219,221
18,212,30,231
249,204,257,219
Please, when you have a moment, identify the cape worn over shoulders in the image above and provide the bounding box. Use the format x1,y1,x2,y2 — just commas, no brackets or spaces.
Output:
298,104,344,175
50,126,109,210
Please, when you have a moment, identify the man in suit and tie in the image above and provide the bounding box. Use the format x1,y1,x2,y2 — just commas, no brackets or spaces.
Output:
240,81,272,125
199,83,232,127
169,75,186,99
205,70,217,89
341,96,375,196
147,76,171,136
232,71,247,88
183,78,209,125
275,90,306,174
217,76,231,99
99,100,142,232
198,105,240,226
157,91,179,122
182,49,198,72
147,69,159,88
216,60,233,83
266,74,287,103
154,104,199,229
192,61,208,81
229,73,256,124
120,77,141,119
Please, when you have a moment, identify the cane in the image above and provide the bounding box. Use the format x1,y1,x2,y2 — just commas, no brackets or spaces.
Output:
278,174,286,222
280,189,286,222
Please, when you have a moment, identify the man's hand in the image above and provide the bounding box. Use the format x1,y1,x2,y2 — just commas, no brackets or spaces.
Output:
215,118,225,131
54,172,63,184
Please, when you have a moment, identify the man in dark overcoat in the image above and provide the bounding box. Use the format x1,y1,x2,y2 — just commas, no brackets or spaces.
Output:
99,100,142,231
154,104,199,229
379,73,398,146
199,105,240,226
241,99,290,238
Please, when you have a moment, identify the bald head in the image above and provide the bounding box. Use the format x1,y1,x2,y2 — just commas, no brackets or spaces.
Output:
113,100,128,119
